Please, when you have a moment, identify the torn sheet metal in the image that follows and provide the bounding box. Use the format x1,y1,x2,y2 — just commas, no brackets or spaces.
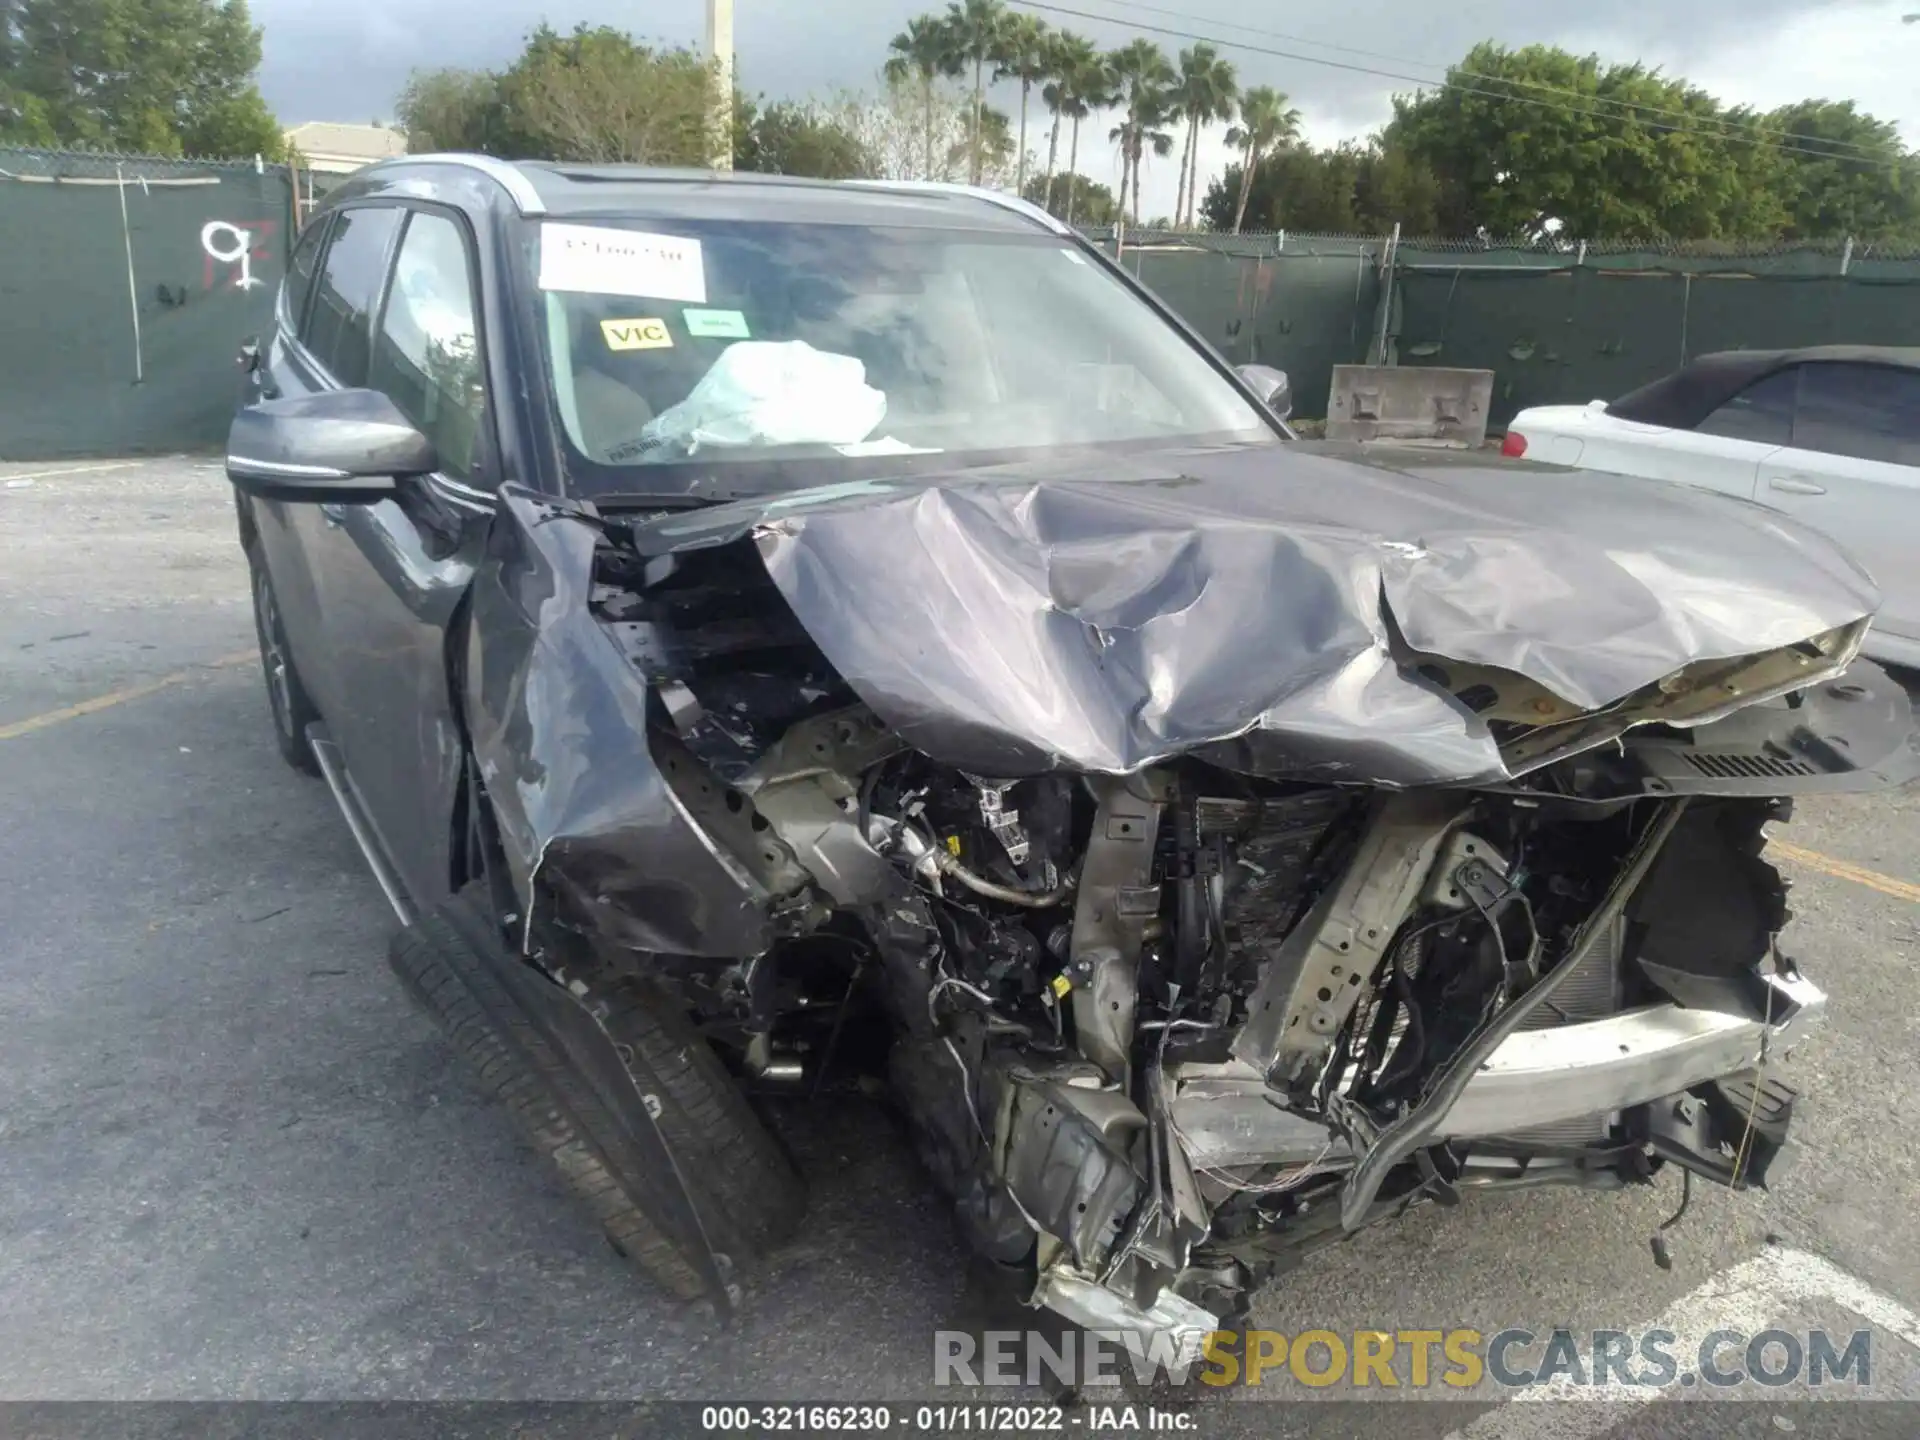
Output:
626,441,1879,784
464,487,773,957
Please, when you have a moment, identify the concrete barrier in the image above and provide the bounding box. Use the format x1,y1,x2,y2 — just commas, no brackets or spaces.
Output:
1324,364,1494,446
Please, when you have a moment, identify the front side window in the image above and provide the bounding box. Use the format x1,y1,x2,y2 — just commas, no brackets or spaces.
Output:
534,219,1275,492
369,211,485,481
1791,362,1920,466
302,205,403,387
1695,367,1797,446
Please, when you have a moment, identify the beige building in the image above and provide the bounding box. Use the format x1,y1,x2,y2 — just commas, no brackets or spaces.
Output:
284,122,408,177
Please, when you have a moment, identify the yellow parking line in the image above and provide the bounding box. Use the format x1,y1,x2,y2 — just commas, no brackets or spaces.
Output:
1769,838,1920,905
1,460,150,484
0,651,255,741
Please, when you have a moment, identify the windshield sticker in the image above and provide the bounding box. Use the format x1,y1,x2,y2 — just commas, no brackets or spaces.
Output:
538,223,707,303
601,317,673,351
683,307,751,339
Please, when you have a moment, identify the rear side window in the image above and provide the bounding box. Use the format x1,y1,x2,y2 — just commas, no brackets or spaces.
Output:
301,206,403,387
283,216,330,332
1792,363,1920,466
369,211,486,481
1695,368,1797,446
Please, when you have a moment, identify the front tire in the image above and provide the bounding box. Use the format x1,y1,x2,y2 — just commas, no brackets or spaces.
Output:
389,882,805,1300
249,557,321,776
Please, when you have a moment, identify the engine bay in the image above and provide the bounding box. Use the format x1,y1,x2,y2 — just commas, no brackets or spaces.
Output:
547,525,1853,1336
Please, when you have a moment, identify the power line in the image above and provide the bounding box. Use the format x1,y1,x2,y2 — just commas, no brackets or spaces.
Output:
1020,0,1895,166
1060,0,1899,162
1008,0,1912,169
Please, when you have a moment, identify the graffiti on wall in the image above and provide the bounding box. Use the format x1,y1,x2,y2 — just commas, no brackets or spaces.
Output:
201,219,279,292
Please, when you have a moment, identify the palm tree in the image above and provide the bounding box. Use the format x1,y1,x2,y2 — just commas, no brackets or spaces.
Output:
950,105,1015,183
1039,30,1098,211
1060,49,1116,225
944,0,1009,185
1172,44,1237,228
1106,38,1175,225
884,15,961,180
1224,85,1302,233
992,12,1050,194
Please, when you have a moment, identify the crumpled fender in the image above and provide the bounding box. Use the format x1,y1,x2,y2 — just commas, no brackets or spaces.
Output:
464,486,771,957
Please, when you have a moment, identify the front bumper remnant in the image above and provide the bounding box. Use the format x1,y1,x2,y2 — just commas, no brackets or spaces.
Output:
1168,970,1824,1172
1439,970,1823,1138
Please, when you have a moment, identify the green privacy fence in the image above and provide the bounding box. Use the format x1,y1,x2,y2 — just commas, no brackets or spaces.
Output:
0,147,294,459
1388,237,1920,427
1093,228,1920,427
1082,227,1385,420
5,152,1920,459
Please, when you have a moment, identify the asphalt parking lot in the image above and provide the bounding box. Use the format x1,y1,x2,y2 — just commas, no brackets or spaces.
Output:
4,456,1920,1434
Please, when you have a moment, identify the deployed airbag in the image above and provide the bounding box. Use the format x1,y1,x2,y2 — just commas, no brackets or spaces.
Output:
638,340,886,454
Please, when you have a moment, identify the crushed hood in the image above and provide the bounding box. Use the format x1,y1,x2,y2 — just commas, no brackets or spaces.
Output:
617,441,1879,785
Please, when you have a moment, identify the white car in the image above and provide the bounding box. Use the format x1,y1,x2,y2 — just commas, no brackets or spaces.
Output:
1504,346,1920,669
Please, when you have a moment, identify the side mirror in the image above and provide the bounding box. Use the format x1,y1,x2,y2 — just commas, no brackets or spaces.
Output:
1236,364,1293,421
226,389,437,503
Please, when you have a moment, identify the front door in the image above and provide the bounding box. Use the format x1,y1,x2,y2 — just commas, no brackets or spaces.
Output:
306,205,501,909
252,204,405,738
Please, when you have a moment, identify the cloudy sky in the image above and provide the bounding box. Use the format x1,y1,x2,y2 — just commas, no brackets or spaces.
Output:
255,0,1920,221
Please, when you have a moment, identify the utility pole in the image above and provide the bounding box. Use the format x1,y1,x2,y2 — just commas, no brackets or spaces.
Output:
707,0,734,170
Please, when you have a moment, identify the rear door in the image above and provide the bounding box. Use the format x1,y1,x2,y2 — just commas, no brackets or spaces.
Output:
1758,361,1920,642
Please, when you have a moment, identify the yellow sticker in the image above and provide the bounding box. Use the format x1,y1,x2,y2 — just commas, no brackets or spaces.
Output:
945,834,962,856
601,317,672,351
1050,973,1073,999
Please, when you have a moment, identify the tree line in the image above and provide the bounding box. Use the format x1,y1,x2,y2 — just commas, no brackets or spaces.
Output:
1206,43,1920,242
3,0,1916,242
854,7,1920,243
0,0,283,159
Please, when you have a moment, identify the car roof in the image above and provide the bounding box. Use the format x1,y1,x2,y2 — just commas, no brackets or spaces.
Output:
1607,345,1920,428
336,152,1071,237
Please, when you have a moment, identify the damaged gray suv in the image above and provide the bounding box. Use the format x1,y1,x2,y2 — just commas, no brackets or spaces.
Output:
228,154,1915,1339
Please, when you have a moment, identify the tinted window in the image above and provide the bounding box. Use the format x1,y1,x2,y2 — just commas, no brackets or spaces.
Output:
1695,367,1797,445
369,211,486,481
1792,362,1920,466
283,216,330,331
302,206,402,386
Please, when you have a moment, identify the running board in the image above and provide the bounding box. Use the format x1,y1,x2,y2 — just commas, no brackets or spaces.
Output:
307,723,416,927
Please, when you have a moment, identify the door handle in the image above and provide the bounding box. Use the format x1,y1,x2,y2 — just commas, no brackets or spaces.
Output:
1768,475,1827,496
